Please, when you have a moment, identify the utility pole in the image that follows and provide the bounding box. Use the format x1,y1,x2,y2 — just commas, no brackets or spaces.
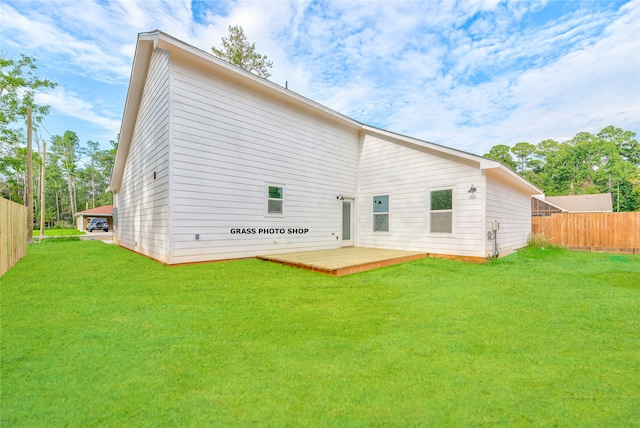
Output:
26,106,33,243
40,141,46,241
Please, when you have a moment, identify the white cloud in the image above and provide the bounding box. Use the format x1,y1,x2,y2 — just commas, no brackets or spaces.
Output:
35,87,121,132
1,0,637,155
0,3,133,83
484,0,640,147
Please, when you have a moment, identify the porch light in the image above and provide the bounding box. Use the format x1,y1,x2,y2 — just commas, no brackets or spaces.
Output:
468,185,477,193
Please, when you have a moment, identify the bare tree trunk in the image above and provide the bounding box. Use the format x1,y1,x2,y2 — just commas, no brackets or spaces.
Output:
27,106,33,242
40,141,46,239
72,178,78,225
21,173,27,204
66,174,74,219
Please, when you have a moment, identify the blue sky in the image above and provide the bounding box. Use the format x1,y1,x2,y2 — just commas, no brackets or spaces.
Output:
1,0,638,156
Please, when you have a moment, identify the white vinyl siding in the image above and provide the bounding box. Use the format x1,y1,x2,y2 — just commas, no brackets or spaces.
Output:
485,170,533,257
112,34,540,265
114,48,171,262
358,134,486,257
168,58,360,263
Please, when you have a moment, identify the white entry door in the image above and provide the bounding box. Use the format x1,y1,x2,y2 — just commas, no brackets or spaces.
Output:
341,199,354,246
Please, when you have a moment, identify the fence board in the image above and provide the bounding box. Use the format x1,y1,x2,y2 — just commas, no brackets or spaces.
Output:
532,212,640,253
1,198,28,276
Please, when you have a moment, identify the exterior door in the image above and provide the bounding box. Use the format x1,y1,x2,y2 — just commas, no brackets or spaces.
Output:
341,199,354,246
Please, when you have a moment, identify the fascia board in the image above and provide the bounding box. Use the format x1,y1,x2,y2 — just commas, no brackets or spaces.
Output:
107,30,542,200
106,32,156,192
485,166,543,195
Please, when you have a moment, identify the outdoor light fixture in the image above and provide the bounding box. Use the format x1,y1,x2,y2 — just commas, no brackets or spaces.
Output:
337,194,344,200
468,184,477,193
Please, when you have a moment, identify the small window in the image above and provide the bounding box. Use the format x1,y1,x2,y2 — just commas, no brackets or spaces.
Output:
267,186,283,214
430,189,453,233
373,195,389,232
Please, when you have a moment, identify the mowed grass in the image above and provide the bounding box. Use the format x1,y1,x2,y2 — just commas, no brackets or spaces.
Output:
1,241,639,426
33,229,85,236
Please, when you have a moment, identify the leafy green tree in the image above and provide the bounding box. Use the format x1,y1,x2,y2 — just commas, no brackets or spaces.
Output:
0,141,27,202
51,131,80,220
537,138,559,153
77,139,115,209
0,54,56,130
511,142,536,173
43,150,67,224
212,25,273,78
494,126,639,211
597,125,639,166
483,144,517,170
0,54,56,203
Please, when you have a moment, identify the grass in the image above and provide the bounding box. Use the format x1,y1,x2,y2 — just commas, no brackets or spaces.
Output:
32,228,86,236
1,242,639,426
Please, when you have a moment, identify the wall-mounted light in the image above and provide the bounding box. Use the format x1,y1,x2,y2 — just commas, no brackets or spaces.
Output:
468,184,477,193
337,194,344,200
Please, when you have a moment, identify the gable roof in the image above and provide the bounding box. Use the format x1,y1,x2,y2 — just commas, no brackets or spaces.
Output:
544,193,613,212
108,30,541,196
75,205,114,216
532,195,566,212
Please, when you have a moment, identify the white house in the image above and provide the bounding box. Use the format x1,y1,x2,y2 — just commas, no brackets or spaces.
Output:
107,30,541,265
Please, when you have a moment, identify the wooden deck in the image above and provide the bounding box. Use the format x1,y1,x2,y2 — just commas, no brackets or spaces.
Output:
257,247,430,276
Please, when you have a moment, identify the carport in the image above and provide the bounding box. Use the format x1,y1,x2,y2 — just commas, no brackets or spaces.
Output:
75,205,114,231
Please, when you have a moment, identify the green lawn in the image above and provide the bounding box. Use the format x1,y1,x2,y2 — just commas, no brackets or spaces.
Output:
32,228,85,236
1,241,639,426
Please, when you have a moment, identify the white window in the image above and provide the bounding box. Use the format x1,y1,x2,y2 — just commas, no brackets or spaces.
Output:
267,185,283,215
373,195,389,232
430,189,453,233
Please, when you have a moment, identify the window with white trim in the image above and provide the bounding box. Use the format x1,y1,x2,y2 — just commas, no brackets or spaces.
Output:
373,195,389,232
430,189,453,233
267,185,283,215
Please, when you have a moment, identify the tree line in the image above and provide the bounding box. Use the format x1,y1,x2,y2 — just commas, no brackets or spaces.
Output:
1,54,116,227
483,127,640,211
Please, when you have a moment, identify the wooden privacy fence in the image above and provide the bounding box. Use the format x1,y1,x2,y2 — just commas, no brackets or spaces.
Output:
1,198,28,276
531,212,640,254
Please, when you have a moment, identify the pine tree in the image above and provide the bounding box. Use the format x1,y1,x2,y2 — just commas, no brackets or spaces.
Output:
212,25,273,79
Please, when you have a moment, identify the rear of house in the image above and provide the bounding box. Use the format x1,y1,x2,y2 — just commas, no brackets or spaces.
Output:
108,31,540,265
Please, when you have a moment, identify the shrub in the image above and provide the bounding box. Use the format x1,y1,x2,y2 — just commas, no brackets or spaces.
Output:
528,232,553,249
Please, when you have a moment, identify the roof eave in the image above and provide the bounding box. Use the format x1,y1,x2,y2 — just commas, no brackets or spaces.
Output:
107,32,158,192
532,195,566,212
107,30,362,192
107,30,543,199
484,165,543,195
